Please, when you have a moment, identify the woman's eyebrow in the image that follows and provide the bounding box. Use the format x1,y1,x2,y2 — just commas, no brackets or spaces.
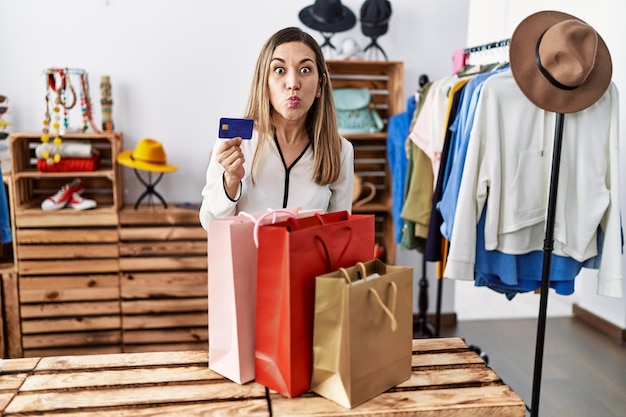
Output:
270,57,315,65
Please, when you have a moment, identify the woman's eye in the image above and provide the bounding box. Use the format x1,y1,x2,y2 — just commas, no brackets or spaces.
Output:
274,67,285,74
300,67,312,74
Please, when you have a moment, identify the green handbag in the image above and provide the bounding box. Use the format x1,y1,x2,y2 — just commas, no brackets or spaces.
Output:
333,88,384,134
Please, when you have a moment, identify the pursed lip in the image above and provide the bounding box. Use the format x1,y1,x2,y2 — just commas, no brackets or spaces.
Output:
287,95,301,106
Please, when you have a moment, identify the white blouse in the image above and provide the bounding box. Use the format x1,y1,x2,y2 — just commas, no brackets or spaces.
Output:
199,131,354,230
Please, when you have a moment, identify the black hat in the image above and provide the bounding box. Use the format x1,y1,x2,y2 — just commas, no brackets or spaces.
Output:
360,0,392,37
299,0,356,33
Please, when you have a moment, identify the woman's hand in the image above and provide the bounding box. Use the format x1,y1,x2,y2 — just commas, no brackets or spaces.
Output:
216,137,245,199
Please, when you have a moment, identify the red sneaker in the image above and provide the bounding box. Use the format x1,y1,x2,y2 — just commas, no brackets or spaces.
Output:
40,178,84,211
68,192,96,211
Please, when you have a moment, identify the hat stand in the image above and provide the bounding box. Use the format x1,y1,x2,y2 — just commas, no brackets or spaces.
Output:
529,111,565,417
318,31,339,57
132,168,168,210
363,36,388,60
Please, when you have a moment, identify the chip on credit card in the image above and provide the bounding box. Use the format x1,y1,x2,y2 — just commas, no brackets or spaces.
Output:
218,118,254,139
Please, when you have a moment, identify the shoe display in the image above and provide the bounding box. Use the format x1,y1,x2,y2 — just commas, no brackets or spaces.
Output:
40,178,84,211
67,192,97,211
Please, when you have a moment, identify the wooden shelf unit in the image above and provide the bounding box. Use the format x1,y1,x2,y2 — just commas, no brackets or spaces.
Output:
9,132,124,214
326,60,404,264
118,204,208,353
7,132,124,357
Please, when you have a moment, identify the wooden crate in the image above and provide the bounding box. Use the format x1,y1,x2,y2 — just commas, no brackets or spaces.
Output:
7,132,124,357
18,273,122,357
9,132,124,214
120,271,208,352
326,60,404,264
1,270,21,358
1,174,16,268
11,221,121,356
12,210,120,304
119,204,208,352
0,269,6,357
15,226,119,276
0,338,525,416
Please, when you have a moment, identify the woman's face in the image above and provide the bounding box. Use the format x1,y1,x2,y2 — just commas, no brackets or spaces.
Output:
268,41,321,123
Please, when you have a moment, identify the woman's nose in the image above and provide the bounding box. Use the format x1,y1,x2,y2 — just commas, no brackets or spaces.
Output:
286,74,300,90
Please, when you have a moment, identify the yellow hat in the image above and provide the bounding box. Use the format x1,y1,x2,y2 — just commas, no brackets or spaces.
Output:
117,138,178,173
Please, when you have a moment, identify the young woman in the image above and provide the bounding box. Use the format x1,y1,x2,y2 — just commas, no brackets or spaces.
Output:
199,27,354,230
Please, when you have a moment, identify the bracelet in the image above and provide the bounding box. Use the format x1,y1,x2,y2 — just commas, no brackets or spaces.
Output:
222,172,242,202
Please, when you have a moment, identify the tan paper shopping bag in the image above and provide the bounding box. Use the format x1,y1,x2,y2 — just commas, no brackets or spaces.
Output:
311,259,413,408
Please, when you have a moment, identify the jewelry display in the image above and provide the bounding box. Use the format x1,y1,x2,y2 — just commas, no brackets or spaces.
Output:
41,68,101,165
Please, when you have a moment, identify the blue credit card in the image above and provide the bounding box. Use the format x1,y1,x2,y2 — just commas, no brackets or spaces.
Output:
218,118,254,139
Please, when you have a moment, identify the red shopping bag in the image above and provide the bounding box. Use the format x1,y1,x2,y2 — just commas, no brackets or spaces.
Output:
207,208,319,384
254,211,376,397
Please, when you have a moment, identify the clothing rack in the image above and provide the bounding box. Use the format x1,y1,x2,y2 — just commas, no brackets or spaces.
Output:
432,38,512,348
430,37,561,416
414,41,510,342
414,74,436,339
464,37,559,416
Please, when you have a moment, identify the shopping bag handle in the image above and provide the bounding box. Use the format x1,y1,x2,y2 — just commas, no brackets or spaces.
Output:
314,226,353,271
338,262,368,284
243,208,300,248
369,283,398,332
283,210,349,230
339,263,398,331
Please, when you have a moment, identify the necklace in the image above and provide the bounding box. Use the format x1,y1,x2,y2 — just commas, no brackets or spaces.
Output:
41,92,51,144
80,72,99,133
61,73,76,131
41,68,101,164
41,69,69,164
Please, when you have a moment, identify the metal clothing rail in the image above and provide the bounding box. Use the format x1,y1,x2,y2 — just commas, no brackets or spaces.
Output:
463,38,510,54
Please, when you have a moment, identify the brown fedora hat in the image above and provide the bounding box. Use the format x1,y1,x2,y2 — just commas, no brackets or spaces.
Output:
509,10,612,114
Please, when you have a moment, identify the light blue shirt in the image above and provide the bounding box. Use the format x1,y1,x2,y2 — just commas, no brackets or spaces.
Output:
473,208,600,299
387,95,416,243
437,67,509,240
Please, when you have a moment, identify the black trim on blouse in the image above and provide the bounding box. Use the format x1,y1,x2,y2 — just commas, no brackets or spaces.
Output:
273,135,311,208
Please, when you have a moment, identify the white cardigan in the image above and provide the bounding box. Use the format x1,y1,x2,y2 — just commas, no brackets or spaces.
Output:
199,131,354,230
444,70,622,298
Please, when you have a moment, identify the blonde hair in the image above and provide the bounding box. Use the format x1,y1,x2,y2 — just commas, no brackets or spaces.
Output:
244,27,343,185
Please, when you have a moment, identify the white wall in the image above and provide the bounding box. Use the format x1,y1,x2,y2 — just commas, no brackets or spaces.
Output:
0,0,470,316
467,0,626,328
0,0,468,203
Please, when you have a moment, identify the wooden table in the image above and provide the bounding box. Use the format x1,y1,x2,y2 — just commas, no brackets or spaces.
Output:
0,337,526,416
